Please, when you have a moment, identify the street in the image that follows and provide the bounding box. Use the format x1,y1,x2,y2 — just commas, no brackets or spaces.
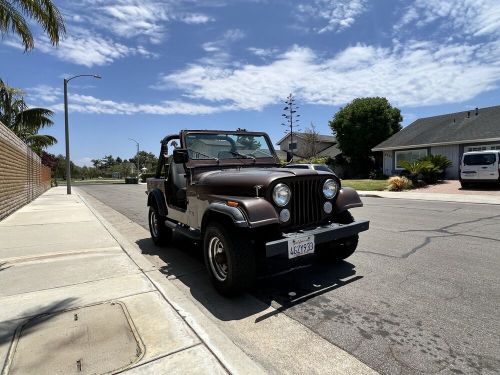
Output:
78,184,500,375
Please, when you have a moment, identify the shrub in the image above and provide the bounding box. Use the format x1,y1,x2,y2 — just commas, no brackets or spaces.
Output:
388,176,413,191
400,154,452,184
368,169,387,180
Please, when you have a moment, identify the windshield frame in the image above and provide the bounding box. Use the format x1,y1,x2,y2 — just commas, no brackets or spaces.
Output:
181,130,279,167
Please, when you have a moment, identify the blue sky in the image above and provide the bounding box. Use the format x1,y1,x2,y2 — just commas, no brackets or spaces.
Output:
2,0,500,165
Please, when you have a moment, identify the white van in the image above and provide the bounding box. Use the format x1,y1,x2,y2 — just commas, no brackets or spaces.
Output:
460,151,500,188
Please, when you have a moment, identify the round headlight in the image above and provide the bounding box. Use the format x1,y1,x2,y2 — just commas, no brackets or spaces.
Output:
323,179,338,199
273,183,291,207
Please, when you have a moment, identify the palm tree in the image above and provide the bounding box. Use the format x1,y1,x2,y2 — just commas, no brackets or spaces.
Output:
0,0,66,51
0,79,57,154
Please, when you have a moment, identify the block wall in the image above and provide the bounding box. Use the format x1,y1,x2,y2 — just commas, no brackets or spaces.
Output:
0,121,51,220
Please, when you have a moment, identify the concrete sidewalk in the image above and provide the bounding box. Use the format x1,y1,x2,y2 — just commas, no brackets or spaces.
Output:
359,190,500,205
0,187,263,374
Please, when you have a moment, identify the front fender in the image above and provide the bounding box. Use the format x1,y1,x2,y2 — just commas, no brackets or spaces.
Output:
147,189,168,217
333,187,363,213
206,195,279,228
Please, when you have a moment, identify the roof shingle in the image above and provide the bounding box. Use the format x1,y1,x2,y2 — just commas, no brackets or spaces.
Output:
373,105,500,150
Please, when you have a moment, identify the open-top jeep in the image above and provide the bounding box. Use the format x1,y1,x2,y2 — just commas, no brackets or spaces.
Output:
146,130,369,296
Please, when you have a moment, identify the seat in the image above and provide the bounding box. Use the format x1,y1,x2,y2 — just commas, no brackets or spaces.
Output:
169,162,187,206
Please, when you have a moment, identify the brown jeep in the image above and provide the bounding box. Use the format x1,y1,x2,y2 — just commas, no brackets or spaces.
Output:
146,130,369,296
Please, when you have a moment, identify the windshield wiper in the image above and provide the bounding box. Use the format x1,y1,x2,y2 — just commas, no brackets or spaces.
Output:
229,151,256,161
191,150,218,161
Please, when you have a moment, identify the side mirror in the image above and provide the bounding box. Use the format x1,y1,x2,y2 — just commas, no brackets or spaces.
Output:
286,151,293,162
173,149,189,164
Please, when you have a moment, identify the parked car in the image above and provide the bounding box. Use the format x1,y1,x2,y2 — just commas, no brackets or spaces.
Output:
287,164,333,173
146,130,369,296
460,150,500,188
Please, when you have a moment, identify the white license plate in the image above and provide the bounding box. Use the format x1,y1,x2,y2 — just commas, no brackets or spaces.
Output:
288,235,315,259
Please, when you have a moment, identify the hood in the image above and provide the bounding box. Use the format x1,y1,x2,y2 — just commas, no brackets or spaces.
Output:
195,167,330,197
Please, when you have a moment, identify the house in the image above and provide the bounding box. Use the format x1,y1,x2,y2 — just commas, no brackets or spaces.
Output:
373,106,500,179
276,132,340,159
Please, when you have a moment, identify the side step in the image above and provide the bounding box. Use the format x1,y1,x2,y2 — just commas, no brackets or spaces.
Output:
164,219,201,241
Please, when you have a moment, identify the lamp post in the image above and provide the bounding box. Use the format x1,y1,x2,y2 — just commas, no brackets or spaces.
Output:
128,138,140,181
64,74,101,194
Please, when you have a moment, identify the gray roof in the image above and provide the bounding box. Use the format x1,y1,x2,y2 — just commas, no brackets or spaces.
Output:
276,132,337,145
373,105,500,151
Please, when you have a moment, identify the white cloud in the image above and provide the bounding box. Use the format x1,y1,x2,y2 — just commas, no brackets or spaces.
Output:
297,0,368,33
198,29,246,66
35,32,156,67
27,85,63,104
396,0,500,38
158,40,500,110
247,47,280,58
75,157,93,167
179,13,214,24
99,1,170,44
28,87,231,115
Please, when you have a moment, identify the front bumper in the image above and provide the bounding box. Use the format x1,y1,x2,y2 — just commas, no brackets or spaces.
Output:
265,220,369,258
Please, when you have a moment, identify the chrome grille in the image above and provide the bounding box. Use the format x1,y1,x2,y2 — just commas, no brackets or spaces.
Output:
289,178,323,228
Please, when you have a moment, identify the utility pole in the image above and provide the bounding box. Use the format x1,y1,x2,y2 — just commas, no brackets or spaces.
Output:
64,74,101,194
281,93,300,157
129,138,140,181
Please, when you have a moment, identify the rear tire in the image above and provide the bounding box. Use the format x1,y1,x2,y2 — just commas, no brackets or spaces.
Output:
315,210,359,262
460,181,469,189
204,222,256,296
149,205,172,246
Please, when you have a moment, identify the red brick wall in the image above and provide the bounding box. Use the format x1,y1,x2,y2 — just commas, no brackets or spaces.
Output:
0,121,51,220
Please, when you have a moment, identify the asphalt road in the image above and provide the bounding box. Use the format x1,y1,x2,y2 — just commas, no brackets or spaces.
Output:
78,184,500,375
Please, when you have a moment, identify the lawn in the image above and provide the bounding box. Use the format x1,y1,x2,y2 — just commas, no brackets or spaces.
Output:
341,179,389,191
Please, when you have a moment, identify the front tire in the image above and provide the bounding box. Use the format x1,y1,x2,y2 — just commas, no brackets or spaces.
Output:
460,180,470,189
315,210,359,262
148,205,172,246
204,222,256,296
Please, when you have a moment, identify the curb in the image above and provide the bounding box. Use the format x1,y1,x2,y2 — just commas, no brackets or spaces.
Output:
358,193,383,198
77,190,265,375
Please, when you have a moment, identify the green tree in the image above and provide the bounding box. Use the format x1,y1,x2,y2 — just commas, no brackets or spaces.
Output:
329,97,402,176
0,79,57,154
129,151,158,171
236,135,260,150
0,0,66,51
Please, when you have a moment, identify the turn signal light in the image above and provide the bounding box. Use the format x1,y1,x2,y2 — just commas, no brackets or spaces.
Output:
226,201,239,207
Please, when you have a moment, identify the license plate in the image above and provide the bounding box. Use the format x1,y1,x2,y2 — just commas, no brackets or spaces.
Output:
288,235,315,259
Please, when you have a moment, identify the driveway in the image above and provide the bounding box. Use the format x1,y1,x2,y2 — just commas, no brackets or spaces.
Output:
414,180,500,195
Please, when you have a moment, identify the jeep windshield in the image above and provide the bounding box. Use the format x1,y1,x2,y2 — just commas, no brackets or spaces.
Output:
185,133,274,160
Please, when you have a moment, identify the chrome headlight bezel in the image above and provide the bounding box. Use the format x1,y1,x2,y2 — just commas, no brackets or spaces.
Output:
272,183,291,207
323,179,338,199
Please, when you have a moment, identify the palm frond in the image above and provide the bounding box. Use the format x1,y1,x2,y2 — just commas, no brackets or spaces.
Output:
14,107,54,133
12,0,66,48
25,133,57,154
0,1,34,50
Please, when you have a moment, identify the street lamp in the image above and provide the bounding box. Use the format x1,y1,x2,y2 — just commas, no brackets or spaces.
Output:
128,138,140,181
64,74,101,194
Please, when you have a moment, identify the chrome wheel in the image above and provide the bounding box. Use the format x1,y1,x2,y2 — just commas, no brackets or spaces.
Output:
208,236,228,281
150,209,159,238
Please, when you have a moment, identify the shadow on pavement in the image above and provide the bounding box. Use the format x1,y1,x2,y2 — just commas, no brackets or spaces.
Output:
0,298,77,346
135,235,362,322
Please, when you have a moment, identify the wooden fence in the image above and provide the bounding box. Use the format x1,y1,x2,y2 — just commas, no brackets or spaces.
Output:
0,121,51,220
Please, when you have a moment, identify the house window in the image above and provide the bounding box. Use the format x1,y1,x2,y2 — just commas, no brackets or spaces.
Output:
465,144,500,152
395,149,428,169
